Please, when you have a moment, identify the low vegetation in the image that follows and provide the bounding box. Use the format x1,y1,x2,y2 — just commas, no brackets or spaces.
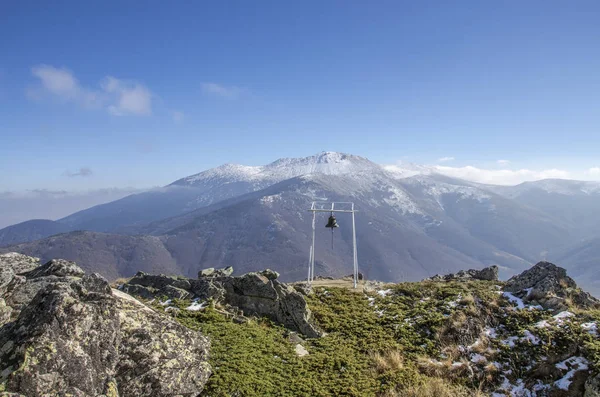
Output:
152,279,598,396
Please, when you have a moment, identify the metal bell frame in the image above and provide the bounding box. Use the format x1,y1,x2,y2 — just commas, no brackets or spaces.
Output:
307,202,359,288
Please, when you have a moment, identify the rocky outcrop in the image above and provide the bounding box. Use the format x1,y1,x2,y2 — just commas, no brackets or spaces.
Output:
198,266,233,278
219,271,321,338
585,374,600,397
124,267,322,338
505,261,599,310
425,265,499,282
0,253,211,396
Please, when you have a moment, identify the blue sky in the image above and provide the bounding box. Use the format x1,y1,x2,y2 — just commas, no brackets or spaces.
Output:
1,0,600,191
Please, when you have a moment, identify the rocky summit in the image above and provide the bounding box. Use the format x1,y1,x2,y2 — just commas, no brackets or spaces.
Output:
2,254,600,396
0,253,210,397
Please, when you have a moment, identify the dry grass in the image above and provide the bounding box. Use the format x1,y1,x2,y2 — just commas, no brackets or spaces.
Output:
469,333,490,355
438,310,485,347
417,356,474,381
440,344,462,362
459,294,476,306
370,349,404,374
381,378,483,397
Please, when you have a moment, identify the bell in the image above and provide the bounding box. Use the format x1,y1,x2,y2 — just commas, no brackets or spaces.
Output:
325,214,339,229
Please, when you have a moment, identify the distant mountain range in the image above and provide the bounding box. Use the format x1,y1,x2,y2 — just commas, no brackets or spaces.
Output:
2,152,600,294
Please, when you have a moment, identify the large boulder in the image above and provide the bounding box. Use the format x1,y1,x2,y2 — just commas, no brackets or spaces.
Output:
0,253,211,397
424,265,499,282
0,253,40,296
20,258,85,279
120,272,193,300
1,256,88,322
221,272,321,338
0,252,40,275
474,265,499,281
0,275,121,396
505,261,599,310
124,269,322,338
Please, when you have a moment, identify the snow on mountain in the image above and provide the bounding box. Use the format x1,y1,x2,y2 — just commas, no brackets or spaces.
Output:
485,179,600,198
4,151,600,294
383,161,435,179
401,175,492,206
172,152,380,187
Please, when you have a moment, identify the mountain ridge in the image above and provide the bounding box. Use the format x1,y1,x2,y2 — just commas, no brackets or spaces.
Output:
2,152,600,295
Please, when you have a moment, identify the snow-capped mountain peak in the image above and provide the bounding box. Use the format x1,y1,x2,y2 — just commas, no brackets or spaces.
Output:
171,151,381,187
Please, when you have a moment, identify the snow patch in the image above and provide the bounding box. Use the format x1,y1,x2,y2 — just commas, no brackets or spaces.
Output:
186,300,208,311
554,311,574,320
471,353,487,364
522,330,540,345
554,356,589,390
582,322,598,336
484,327,498,339
502,292,525,309
501,336,519,347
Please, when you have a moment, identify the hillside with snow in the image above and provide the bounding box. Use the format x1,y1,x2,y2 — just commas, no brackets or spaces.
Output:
2,152,600,295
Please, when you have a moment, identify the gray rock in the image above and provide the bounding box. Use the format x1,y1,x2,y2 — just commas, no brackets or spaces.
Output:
289,332,305,345
426,274,444,282
0,255,212,396
505,261,599,310
120,283,157,300
21,258,85,279
114,290,211,397
124,269,322,337
0,253,41,297
198,266,233,278
260,269,280,281
198,267,215,277
293,283,313,296
0,298,12,326
585,374,600,396
506,261,573,292
218,266,234,277
0,252,41,275
424,265,498,282
473,265,499,281
128,272,191,291
222,274,321,338
0,278,121,396
189,278,226,302
164,285,191,300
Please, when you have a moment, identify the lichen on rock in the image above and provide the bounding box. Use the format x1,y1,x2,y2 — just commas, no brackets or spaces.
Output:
0,253,211,397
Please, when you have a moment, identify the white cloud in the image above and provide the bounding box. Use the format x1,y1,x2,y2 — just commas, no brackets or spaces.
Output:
589,167,600,176
437,157,455,163
31,65,79,98
201,82,244,99
29,65,152,116
63,167,93,177
172,111,184,123
102,76,152,116
497,159,510,165
434,165,570,185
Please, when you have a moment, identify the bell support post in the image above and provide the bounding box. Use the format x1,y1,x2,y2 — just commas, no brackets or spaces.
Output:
307,202,359,288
